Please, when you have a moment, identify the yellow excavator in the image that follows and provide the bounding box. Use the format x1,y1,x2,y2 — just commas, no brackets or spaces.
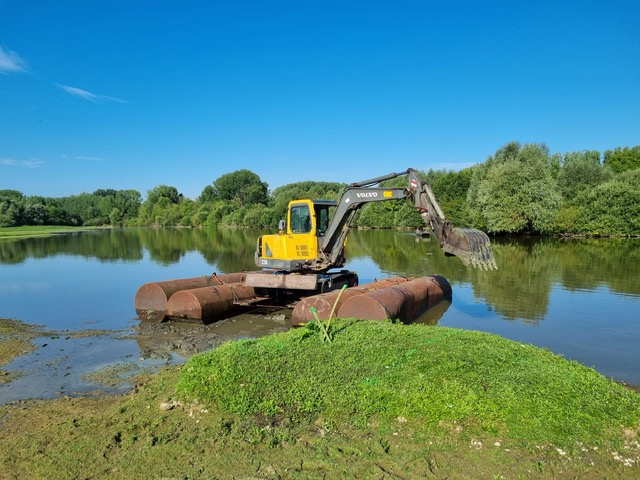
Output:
135,168,497,324
244,168,496,291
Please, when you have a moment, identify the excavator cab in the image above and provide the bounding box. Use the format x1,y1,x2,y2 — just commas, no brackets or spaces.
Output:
255,199,337,271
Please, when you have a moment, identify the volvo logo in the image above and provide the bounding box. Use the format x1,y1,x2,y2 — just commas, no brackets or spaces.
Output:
356,192,378,198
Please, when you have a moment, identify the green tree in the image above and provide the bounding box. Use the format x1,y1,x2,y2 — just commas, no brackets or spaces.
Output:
24,202,48,225
205,202,235,228
426,168,473,226
358,172,416,229
177,199,197,227
220,206,248,227
468,142,562,234
146,185,180,205
211,169,268,206
357,202,398,228
138,185,183,226
198,185,216,203
0,190,24,201
393,203,423,228
242,204,274,228
270,180,345,222
557,151,612,201
0,196,23,227
603,146,640,174
109,208,122,227
114,190,142,224
56,192,107,225
573,169,640,235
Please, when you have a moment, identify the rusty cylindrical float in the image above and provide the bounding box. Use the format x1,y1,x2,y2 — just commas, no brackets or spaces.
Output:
135,272,247,322
337,275,452,323
166,282,257,324
291,276,411,326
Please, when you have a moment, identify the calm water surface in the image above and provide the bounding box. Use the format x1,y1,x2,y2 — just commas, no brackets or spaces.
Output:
0,228,638,404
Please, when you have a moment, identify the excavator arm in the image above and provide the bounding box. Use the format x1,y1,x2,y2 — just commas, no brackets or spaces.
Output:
406,169,497,270
318,168,497,271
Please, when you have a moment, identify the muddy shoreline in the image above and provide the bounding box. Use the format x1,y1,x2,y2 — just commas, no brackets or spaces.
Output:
4,315,640,405
0,312,290,405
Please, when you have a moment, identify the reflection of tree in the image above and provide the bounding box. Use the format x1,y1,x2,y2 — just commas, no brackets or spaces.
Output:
347,232,553,322
347,230,475,284
2,229,638,323
138,228,191,265
467,238,556,324
137,227,260,271
0,238,30,264
554,237,640,295
349,232,636,325
0,230,144,264
197,228,259,273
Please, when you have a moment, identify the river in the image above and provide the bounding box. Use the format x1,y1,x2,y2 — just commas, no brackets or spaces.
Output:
0,228,638,404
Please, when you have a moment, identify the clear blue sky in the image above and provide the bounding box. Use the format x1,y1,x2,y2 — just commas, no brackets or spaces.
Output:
1,1,639,200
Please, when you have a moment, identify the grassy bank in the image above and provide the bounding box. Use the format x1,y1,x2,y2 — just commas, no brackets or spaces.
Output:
0,225,104,239
1,319,639,478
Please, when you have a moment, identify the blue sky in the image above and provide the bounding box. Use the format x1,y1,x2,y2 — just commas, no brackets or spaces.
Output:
1,1,639,200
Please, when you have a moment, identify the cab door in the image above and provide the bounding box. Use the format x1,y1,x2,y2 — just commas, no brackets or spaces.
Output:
288,201,318,260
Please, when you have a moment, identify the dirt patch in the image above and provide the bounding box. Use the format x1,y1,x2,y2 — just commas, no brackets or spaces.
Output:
0,319,42,385
134,311,289,360
0,318,145,403
0,318,44,335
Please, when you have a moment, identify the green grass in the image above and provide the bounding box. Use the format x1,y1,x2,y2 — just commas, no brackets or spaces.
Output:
178,319,640,448
0,225,103,238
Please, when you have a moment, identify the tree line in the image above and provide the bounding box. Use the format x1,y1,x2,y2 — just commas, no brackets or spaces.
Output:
1,143,639,236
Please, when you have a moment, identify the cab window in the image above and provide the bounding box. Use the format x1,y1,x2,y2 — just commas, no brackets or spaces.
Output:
316,205,330,236
290,204,311,233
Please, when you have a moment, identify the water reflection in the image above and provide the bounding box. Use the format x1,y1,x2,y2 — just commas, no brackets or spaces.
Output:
1,229,639,325
346,231,640,323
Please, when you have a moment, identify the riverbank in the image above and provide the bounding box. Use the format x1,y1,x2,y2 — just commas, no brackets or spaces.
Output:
1,318,639,478
0,225,108,239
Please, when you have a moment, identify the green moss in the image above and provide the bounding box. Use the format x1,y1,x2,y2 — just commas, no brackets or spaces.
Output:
178,319,640,448
0,318,40,366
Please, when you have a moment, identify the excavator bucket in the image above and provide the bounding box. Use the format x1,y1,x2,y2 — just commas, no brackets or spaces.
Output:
442,227,498,271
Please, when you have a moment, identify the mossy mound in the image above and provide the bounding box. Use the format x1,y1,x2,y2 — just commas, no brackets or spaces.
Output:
178,319,640,448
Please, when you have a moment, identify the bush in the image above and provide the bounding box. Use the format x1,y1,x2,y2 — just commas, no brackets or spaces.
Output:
573,169,640,235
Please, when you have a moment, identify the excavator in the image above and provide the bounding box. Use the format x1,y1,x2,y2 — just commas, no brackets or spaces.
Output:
244,167,496,291
135,168,496,324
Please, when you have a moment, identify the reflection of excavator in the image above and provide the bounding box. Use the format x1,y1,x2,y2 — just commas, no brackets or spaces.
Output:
246,168,496,290
135,168,496,325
